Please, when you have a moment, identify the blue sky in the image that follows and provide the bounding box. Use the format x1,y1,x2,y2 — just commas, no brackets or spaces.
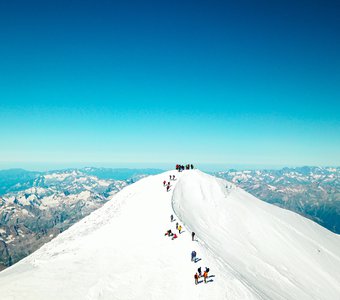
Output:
0,0,339,169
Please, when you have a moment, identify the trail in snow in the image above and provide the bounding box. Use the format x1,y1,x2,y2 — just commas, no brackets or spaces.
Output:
0,170,339,300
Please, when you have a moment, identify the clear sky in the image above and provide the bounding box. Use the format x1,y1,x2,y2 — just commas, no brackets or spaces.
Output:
0,0,339,169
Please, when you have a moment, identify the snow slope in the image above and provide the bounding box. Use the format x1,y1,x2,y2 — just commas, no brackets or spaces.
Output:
173,171,340,299
0,170,339,300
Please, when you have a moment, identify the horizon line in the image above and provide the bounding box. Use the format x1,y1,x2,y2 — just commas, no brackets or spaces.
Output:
0,162,338,173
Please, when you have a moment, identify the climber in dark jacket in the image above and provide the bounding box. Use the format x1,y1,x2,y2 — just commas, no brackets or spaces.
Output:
191,250,197,261
192,231,195,241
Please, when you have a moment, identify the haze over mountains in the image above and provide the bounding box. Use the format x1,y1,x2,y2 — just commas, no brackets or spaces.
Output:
0,170,339,300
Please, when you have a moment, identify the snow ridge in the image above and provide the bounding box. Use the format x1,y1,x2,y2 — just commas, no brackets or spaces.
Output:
0,170,339,300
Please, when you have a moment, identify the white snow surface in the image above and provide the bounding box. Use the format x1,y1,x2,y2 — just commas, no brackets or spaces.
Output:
0,170,339,300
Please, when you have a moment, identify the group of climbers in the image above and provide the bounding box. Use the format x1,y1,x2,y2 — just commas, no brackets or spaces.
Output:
176,164,194,172
163,174,176,192
189,231,212,284
164,214,183,240
163,180,171,192
194,267,210,284
191,243,211,284
167,216,212,285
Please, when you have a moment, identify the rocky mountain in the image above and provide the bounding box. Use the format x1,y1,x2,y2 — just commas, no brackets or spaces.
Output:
0,168,162,270
0,169,41,195
214,166,340,234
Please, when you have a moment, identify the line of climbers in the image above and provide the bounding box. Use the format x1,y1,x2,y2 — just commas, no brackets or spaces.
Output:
162,169,213,285
166,216,211,285
191,249,211,284
164,215,182,240
163,174,176,192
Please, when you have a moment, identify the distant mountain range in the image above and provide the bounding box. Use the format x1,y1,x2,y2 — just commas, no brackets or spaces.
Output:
0,167,163,270
214,166,340,234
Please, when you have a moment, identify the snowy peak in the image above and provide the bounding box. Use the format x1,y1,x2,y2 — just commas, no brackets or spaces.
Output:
0,170,339,300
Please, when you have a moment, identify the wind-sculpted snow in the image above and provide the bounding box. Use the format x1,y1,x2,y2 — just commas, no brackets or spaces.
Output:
172,170,340,299
0,170,339,300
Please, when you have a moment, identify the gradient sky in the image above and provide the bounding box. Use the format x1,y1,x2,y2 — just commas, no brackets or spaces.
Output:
0,0,339,169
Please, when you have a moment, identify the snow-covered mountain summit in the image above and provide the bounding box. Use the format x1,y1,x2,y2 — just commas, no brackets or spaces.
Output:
0,170,339,299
